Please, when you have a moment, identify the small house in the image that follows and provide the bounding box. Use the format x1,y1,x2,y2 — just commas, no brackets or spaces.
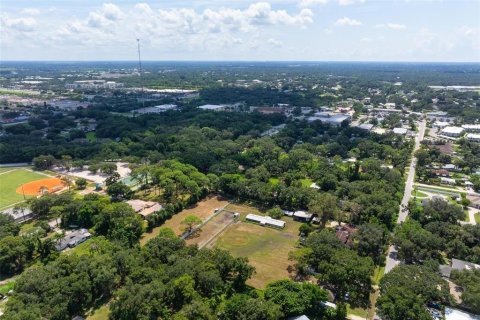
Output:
293,211,313,222
55,229,92,251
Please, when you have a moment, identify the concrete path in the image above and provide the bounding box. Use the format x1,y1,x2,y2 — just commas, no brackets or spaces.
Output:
467,207,478,225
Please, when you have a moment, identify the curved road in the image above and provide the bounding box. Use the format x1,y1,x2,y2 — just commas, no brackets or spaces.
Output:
385,119,427,273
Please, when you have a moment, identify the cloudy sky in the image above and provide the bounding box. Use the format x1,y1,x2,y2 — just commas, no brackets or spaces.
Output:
1,0,479,61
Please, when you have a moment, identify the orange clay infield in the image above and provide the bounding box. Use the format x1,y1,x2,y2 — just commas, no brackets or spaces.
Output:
16,178,64,196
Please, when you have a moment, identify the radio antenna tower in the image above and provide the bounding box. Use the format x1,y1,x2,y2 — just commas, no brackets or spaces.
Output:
137,38,145,109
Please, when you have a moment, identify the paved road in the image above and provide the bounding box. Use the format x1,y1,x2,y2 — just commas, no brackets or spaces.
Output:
385,119,426,274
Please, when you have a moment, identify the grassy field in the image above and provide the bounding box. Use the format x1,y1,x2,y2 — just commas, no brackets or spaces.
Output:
86,303,110,320
140,196,229,245
475,213,480,224
0,168,51,209
212,204,301,289
412,190,428,198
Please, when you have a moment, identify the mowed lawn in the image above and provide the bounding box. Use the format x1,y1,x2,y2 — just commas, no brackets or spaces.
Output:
0,168,49,209
214,204,302,289
140,195,229,245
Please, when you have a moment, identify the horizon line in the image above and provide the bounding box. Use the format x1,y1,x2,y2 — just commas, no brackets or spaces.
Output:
1,60,480,64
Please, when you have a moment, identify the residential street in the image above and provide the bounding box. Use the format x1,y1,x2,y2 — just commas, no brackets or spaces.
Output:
385,119,426,273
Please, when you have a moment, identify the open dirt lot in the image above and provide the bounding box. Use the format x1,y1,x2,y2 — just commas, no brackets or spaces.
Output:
187,210,236,248
140,195,229,245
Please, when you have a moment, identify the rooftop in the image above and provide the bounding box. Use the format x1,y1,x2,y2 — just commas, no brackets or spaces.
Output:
198,104,225,110
393,128,408,135
246,214,285,228
442,126,464,134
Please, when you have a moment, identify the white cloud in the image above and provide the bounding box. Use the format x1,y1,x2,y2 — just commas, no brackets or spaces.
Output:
299,0,329,7
267,37,283,47
338,0,365,5
360,37,372,42
1,15,37,32
376,23,407,30
102,3,123,21
334,17,362,26
459,25,478,38
21,8,40,16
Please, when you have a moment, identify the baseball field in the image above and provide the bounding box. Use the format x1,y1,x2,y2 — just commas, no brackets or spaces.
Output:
0,167,58,210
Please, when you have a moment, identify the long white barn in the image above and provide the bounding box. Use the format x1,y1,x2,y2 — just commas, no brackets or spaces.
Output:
246,214,285,229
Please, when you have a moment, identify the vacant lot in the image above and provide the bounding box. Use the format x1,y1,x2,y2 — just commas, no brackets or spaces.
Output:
140,195,229,245
0,168,51,209
212,204,302,289
187,210,236,248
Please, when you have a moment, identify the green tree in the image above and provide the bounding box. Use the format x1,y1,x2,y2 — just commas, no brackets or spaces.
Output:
32,155,56,170
75,178,88,190
264,279,328,317
181,215,202,234
308,193,339,227
355,223,388,264
267,207,284,219
219,294,283,320
450,269,480,313
0,236,28,275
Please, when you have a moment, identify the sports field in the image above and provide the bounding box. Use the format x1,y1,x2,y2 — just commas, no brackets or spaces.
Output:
0,168,53,209
211,203,302,289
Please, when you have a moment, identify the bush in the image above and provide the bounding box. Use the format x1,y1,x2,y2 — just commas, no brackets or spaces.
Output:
267,207,284,219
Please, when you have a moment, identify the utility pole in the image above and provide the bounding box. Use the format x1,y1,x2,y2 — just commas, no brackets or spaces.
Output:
137,39,145,110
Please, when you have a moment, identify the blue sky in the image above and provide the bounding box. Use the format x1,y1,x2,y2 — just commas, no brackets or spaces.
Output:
1,0,479,61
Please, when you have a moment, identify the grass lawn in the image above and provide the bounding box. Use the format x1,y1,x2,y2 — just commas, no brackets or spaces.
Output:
0,167,24,173
347,305,368,318
412,190,428,198
87,303,110,320
300,178,313,188
372,266,385,286
269,177,280,185
0,281,15,295
67,239,95,256
0,168,51,209
86,132,97,143
140,195,229,245
476,213,480,224
213,206,301,289
416,185,465,196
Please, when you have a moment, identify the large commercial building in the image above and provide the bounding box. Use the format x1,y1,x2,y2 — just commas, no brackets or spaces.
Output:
65,80,124,90
441,126,464,137
307,112,351,127
426,111,455,123
462,124,480,132
466,133,480,142
198,104,228,112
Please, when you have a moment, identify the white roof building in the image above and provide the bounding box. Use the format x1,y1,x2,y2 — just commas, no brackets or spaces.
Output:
462,124,480,132
466,133,480,142
441,126,464,137
292,211,314,222
126,199,163,218
393,128,408,135
1,207,33,223
357,123,374,131
133,104,178,114
307,113,351,127
246,214,285,229
198,104,227,111
433,121,450,128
